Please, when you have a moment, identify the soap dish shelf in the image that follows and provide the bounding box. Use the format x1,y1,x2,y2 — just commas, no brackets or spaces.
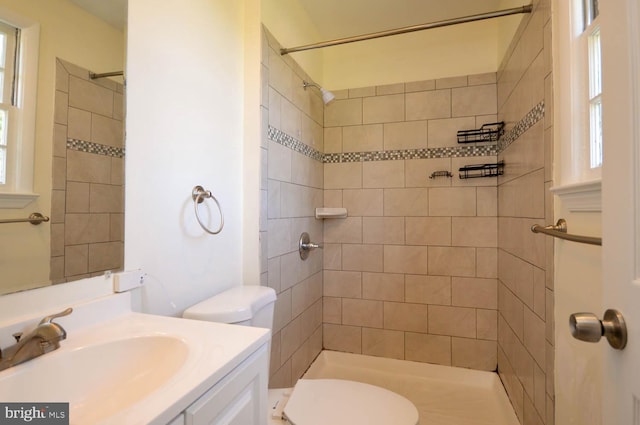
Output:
315,208,348,219
459,161,504,179
429,170,453,179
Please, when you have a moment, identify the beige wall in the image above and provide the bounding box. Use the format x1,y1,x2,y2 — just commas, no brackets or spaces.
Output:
126,0,254,315
50,59,124,284
262,0,514,91
497,1,527,69
262,28,324,387
322,23,502,91
321,75,500,369
242,0,263,289
0,0,124,293
496,0,554,423
261,0,324,86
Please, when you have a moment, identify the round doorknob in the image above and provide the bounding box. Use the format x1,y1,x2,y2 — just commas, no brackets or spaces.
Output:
569,312,602,342
569,309,627,350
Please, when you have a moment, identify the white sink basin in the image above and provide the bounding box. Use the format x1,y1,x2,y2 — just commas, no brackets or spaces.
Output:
0,295,271,425
0,336,188,423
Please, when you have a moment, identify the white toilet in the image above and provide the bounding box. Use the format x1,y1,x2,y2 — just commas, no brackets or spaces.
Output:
183,286,419,425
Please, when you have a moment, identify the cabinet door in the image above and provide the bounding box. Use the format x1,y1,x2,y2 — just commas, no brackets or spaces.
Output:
185,344,269,425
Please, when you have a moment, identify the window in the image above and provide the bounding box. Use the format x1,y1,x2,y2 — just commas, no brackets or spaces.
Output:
583,0,599,28
0,20,18,187
551,0,602,210
588,27,602,169
576,0,602,177
583,0,602,170
0,9,39,208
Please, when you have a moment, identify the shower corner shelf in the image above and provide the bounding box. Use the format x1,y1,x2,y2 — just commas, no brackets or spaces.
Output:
457,122,504,144
459,161,504,179
315,208,348,219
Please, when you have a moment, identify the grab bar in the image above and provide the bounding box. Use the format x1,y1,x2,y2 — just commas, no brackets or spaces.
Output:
0,212,50,226
531,219,602,246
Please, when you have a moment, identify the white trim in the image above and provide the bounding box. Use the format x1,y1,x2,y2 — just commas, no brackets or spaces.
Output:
0,191,38,208
629,0,640,280
554,0,604,186
0,8,39,198
550,179,601,212
12,23,39,194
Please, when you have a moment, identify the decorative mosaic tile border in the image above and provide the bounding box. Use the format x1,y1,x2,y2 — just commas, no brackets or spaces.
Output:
323,144,498,163
267,127,324,162
67,138,125,158
497,101,545,152
268,126,497,163
267,101,544,164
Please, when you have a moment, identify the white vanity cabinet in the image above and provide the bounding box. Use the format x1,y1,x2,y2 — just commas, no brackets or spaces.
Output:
170,343,269,425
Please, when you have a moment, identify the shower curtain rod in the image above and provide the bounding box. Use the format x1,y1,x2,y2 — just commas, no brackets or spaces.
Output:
280,4,533,55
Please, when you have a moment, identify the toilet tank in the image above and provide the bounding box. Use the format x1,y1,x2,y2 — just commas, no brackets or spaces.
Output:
182,286,276,329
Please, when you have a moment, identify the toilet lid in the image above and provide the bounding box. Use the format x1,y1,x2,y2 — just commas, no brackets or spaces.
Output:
283,379,419,425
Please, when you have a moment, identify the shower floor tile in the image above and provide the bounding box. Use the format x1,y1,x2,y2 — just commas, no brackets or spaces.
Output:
300,350,520,425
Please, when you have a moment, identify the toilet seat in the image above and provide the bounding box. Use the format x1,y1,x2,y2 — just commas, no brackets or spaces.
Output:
283,379,419,425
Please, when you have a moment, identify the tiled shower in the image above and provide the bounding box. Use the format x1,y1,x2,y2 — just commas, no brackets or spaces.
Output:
320,73,500,372
261,0,553,423
51,59,125,284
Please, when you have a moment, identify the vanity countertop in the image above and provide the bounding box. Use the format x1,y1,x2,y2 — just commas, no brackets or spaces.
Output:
0,293,271,425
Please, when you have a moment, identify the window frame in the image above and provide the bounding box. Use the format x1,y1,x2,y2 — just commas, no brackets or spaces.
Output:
587,26,602,169
0,6,39,209
570,0,602,182
0,20,18,188
551,0,603,211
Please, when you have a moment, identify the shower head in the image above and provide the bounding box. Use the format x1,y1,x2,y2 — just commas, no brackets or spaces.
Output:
303,81,335,105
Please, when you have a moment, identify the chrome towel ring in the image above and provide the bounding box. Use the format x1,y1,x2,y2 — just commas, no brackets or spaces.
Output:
192,185,224,235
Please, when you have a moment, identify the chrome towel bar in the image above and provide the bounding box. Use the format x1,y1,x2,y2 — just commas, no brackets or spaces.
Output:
0,212,49,225
531,218,602,246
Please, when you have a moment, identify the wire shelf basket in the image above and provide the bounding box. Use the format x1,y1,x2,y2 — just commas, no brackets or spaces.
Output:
457,122,504,144
459,161,505,179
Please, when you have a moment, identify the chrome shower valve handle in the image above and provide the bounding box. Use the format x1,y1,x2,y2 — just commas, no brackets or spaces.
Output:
299,232,323,260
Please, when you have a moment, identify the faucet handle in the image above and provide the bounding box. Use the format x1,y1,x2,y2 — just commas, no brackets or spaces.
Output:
39,307,73,325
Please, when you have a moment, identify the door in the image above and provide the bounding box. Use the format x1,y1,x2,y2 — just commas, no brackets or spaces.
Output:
600,0,640,423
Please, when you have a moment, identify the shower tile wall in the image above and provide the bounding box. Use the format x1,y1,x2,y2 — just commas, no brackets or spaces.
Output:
262,5,553,406
322,75,500,371
261,28,325,388
51,59,125,284
496,0,554,424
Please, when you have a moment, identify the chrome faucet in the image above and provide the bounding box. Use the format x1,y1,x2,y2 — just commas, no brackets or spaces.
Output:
0,307,73,371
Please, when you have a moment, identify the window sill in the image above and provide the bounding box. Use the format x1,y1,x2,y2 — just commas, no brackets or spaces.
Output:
550,180,601,212
0,192,40,209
